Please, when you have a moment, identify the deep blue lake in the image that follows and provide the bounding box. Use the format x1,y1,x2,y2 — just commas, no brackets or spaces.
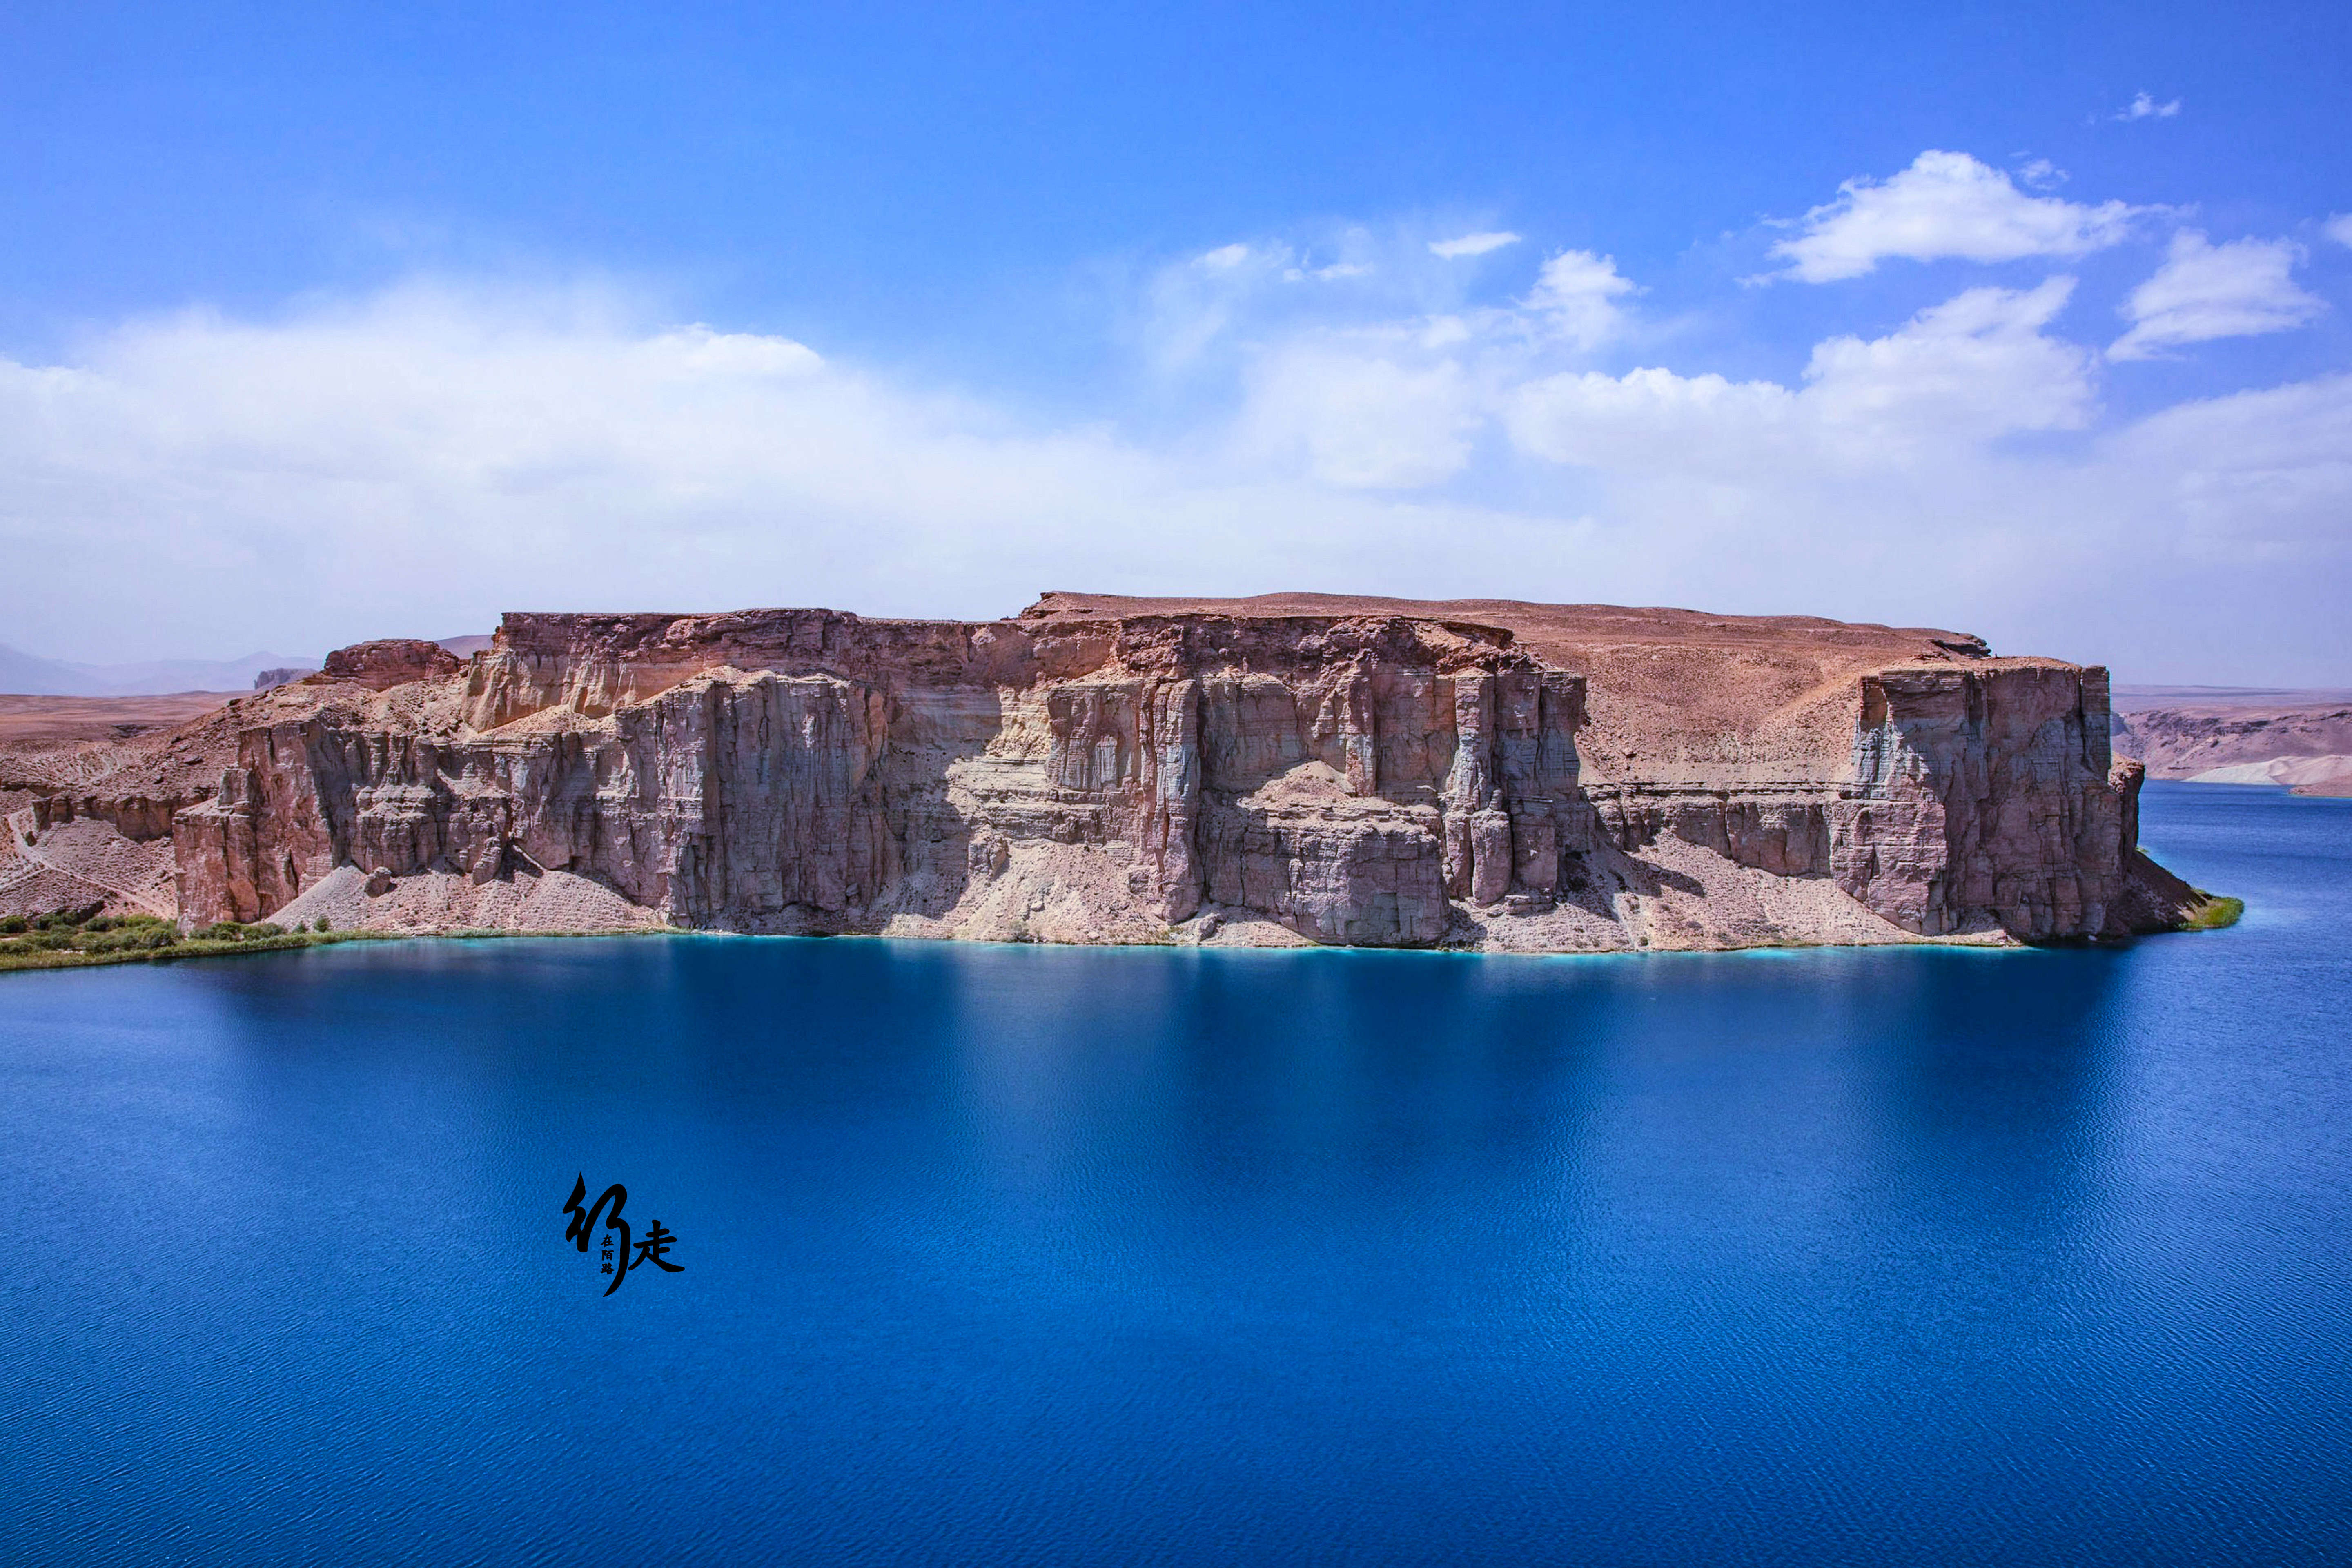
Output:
5,782,2350,1566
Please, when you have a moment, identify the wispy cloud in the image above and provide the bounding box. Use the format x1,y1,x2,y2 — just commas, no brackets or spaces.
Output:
2115,91,2182,121
2110,231,2324,359
1429,231,1521,259
1764,151,2140,283
2325,214,2352,249
1238,333,1483,488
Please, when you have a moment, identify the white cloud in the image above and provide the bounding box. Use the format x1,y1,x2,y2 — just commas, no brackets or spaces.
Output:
1500,280,2350,676
2102,374,2352,556
0,279,1596,660
3,261,2349,683
1429,231,1521,259
1767,151,2140,283
1201,245,1640,487
1523,250,1637,350
1140,240,1299,372
2110,231,2325,360
1239,336,1480,488
2325,214,2352,249
2018,159,2066,190
1418,316,1474,350
1508,278,2092,472
0,286,1166,656
1503,365,1793,475
2116,91,2182,121
1804,278,2094,442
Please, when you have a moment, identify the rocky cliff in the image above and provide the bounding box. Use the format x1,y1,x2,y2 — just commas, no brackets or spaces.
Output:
6,595,2209,949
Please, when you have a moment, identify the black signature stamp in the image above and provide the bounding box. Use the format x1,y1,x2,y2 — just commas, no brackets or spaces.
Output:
562,1174,684,1296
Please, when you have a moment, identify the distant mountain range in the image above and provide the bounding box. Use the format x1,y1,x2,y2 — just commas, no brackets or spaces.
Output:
0,643,316,696
0,635,492,696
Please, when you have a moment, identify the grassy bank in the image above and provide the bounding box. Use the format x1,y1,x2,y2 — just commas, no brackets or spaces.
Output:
0,908,663,975
0,908,362,974
2187,893,2246,931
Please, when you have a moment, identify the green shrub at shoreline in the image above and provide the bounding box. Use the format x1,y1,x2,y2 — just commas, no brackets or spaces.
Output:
0,909,350,973
2187,894,2246,931
0,908,665,975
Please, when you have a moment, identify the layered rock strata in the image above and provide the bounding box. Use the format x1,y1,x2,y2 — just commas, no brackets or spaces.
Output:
1019,595,2200,945
167,612,1599,946
5,597,2207,947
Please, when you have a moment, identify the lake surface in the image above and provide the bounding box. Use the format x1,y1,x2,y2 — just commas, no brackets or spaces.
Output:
5,782,2350,1566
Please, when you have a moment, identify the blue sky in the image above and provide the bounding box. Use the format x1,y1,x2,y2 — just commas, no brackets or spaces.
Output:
3,1,2349,681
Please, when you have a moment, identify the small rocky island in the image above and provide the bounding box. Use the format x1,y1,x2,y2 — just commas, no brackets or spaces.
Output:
2,592,2219,954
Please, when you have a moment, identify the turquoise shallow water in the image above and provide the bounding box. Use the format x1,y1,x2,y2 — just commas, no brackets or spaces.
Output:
3,782,2349,1566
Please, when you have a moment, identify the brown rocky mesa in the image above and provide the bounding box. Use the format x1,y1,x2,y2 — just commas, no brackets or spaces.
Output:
4,594,2212,948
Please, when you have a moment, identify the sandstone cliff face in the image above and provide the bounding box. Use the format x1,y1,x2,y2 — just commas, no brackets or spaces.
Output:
1831,663,2132,937
168,612,1611,947
6,597,2204,947
135,601,2201,949
1514,658,2149,939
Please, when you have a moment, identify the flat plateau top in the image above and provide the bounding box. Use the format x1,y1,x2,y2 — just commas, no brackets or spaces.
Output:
1022,592,2004,778
0,597,2103,794
1020,592,1989,659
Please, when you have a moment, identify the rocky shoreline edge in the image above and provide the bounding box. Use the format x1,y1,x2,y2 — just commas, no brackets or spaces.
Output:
2,889,2243,978
0,911,662,975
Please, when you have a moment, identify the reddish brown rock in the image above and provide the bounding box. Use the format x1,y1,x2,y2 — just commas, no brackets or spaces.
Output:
1829,663,2132,936
316,639,463,692
4,595,2213,949
1025,593,2198,942
167,610,1596,943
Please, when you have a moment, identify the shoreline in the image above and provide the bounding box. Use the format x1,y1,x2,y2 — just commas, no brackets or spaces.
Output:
0,896,2242,977
0,922,665,976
